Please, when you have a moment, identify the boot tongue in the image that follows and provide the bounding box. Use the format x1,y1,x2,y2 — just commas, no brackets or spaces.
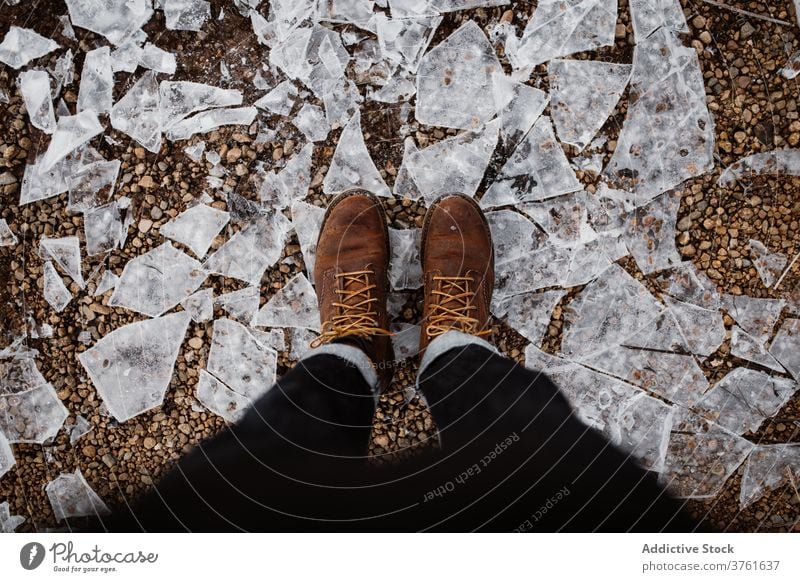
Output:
431,278,475,335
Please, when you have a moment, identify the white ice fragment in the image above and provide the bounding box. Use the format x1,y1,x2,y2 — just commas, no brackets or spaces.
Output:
293,103,329,142
215,286,260,325
0,219,18,247
482,116,580,208
408,119,499,204
0,501,25,532
662,295,725,357
519,190,597,249
512,0,617,69
109,242,206,317
184,141,206,162
749,239,787,289
159,81,243,129
493,75,548,149
629,0,689,39
0,26,59,69
389,228,422,290
18,70,56,134
654,261,721,310
770,318,800,380
722,294,785,344
416,21,502,130
41,111,104,172
254,80,299,116
259,143,313,210
493,290,566,347
159,203,230,259
165,106,257,141
740,445,800,508
548,59,631,150
77,47,113,116
68,415,93,444
65,0,153,44
317,0,376,31
369,73,417,103
196,369,251,423
253,273,320,331
691,368,796,435
323,111,391,197
165,0,211,31
290,200,326,279
111,71,162,153
323,78,363,127
604,28,714,205
110,36,145,73
375,12,441,74
181,288,214,322
782,51,800,79
624,191,681,275
0,430,14,479
206,318,278,400
661,410,754,499
46,469,110,521
392,137,423,200
40,236,84,287
84,201,124,256
730,326,785,373
0,382,68,443
617,393,674,473
203,212,293,285
79,312,191,422
139,43,177,74
67,159,120,212
43,261,73,312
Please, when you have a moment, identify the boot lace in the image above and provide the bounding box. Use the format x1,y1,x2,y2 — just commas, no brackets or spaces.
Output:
311,270,392,347
425,275,490,339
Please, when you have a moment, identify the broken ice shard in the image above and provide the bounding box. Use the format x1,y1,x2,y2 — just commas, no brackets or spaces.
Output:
40,236,85,287
181,288,214,323
65,0,153,44
159,203,230,259
41,111,104,172
206,318,278,400
165,107,257,141
770,318,800,380
481,116,580,208
79,312,191,422
375,12,442,74
416,21,502,130
718,150,800,186
18,70,56,134
317,0,375,31
111,71,162,154
730,325,785,373
139,43,177,75
492,290,566,347
68,414,93,444
604,28,714,205
722,294,784,344
661,295,725,357
323,111,391,197
407,119,499,204
259,143,313,210
548,59,631,150
203,211,293,285
740,444,800,508
624,191,682,275
293,103,329,142
159,81,242,130
493,75,548,149
629,0,689,39
389,228,423,290
0,26,60,69
290,200,325,279
0,430,14,479
84,201,124,256
77,47,113,116
519,190,596,249
391,323,421,360
254,80,299,116
253,273,320,331
323,78,362,127
0,219,17,247
691,368,796,435
46,469,110,521
661,410,754,499
196,369,251,423
392,137,423,200
749,239,786,288
165,0,211,31
215,286,260,326
0,381,68,444
67,159,121,213
109,242,206,317
0,501,25,532
654,261,721,310
511,0,617,69
43,261,73,312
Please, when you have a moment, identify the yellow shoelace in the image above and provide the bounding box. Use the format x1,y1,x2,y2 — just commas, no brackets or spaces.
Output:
425,275,490,339
311,270,393,347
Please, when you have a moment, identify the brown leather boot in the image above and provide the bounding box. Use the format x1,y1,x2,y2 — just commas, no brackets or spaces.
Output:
419,194,494,353
312,190,394,387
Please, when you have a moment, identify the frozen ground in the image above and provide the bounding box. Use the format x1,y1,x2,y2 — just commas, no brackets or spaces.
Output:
1,0,800,532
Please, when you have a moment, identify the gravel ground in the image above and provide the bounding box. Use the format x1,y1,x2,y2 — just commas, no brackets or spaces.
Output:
1,0,799,532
